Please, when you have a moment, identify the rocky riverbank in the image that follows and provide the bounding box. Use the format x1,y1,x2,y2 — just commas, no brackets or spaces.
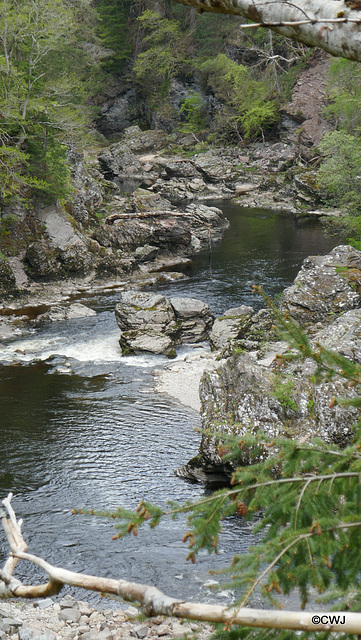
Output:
0,596,213,640
0,119,341,312
174,244,361,481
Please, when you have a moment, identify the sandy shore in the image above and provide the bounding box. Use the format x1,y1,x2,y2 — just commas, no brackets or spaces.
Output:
152,346,218,413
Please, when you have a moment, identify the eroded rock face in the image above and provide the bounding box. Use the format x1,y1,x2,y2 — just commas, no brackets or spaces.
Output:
93,189,229,260
115,291,178,357
25,205,93,280
170,297,213,343
193,350,359,478
115,291,214,356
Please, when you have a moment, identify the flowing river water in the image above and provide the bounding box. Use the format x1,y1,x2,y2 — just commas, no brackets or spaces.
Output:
0,205,340,606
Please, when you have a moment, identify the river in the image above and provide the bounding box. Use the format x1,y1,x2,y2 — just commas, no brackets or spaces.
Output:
0,204,339,606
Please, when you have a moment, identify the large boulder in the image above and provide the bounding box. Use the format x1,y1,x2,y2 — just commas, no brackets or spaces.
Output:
280,245,361,326
0,256,18,297
115,291,178,357
209,306,254,351
96,89,142,137
186,344,360,479
115,291,215,357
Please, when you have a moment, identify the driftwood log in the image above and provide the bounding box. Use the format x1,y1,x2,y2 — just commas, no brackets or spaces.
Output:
1,494,361,634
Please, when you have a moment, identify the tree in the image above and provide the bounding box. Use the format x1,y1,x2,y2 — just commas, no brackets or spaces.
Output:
133,9,189,101
0,0,99,205
172,0,361,63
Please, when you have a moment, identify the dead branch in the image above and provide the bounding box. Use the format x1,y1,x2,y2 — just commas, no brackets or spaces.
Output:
1,494,361,633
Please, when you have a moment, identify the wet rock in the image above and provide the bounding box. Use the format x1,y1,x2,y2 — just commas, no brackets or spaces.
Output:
181,245,361,479
115,291,215,356
281,245,361,326
37,303,96,323
184,203,230,244
209,306,254,351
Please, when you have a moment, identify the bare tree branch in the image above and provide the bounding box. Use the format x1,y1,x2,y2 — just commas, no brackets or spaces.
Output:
173,0,361,62
1,494,361,633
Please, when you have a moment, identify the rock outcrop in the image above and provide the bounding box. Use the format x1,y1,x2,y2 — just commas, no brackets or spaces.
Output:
25,205,92,280
92,188,229,269
280,245,361,326
176,245,361,481
115,291,213,356
209,306,254,351
0,256,18,298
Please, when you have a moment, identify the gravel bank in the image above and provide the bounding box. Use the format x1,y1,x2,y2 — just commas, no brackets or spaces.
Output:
0,596,213,640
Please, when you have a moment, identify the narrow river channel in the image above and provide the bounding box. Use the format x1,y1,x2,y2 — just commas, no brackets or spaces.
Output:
0,205,340,606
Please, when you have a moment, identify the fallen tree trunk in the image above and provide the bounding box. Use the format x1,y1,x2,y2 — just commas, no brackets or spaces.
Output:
105,211,191,224
1,494,361,633
173,0,361,63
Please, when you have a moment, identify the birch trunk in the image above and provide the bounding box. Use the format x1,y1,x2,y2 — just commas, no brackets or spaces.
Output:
173,0,361,62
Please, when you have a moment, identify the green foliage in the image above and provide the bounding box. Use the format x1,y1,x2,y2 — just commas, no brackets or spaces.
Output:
0,0,99,205
26,129,72,201
96,0,132,72
271,375,299,413
318,131,361,212
133,10,188,101
325,58,361,134
241,102,279,139
178,91,207,134
199,54,277,140
0,146,46,210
